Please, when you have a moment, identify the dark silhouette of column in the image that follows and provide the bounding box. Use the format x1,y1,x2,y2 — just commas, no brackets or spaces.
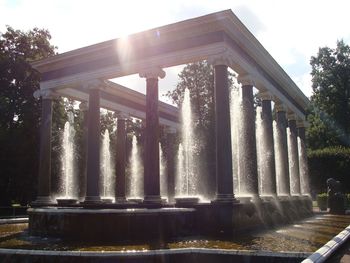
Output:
32,90,55,205
115,113,128,203
275,104,291,196
165,127,176,203
139,68,166,205
297,121,311,196
78,101,88,200
238,74,259,200
209,56,236,203
287,114,301,196
258,92,277,197
83,81,102,204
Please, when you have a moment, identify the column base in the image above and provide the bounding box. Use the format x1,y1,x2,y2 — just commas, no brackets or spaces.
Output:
31,196,55,206
143,195,166,205
212,194,239,204
82,196,101,204
115,197,128,204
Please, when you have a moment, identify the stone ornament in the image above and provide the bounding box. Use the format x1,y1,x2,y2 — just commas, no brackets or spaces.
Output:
237,74,256,87
275,103,288,113
207,51,234,67
33,89,57,100
139,67,166,79
257,91,274,101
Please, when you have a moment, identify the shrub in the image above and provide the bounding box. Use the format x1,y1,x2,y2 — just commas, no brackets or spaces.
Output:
317,193,328,211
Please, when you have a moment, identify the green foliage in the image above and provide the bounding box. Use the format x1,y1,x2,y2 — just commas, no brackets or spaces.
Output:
308,146,350,194
307,40,350,149
0,26,56,205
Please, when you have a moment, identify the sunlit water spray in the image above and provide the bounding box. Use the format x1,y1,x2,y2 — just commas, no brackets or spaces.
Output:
159,143,167,197
60,112,76,198
176,88,198,197
100,129,114,198
128,135,143,198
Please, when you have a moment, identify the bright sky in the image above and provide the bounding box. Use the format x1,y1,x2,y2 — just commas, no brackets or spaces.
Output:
1,0,350,102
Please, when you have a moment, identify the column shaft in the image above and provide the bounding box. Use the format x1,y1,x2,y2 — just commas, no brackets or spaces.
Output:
84,88,101,203
288,119,301,195
240,85,259,197
298,126,311,196
214,65,235,201
260,99,277,196
275,110,291,196
144,78,161,202
115,118,127,202
35,98,53,204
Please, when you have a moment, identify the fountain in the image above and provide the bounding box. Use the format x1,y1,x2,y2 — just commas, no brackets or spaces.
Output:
159,142,167,198
230,86,242,195
57,112,78,205
127,134,143,202
100,129,114,203
175,88,199,204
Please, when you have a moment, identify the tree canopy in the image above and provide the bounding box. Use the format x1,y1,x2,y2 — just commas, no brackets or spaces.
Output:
0,26,56,205
307,40,350,149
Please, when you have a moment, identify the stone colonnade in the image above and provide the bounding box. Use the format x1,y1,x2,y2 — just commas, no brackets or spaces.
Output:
33,58,310,205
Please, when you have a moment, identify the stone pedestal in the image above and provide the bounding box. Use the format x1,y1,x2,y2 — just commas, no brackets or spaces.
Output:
259,92,277,196
115,113,128,202
83,82,102,204
275,104,290,196
287,115,301,195
33,90,55,206
139,68,166,205
238,75,259,199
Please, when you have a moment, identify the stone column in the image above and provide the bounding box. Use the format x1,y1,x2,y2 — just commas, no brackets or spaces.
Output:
287,114,301,196
165,127,177,203
238,74,259,199
83,80,103,204
297,121,311,196
209,55,236,203
32,90,56,205
258,92,277,197
78,101,88,200
139,67,166,205
275,104,291,196
115,112,128,203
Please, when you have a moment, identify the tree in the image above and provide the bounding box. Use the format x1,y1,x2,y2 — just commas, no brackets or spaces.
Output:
307,40,350,149
0,26,56,205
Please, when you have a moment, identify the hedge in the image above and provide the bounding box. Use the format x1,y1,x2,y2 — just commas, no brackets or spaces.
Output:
308,146,350,195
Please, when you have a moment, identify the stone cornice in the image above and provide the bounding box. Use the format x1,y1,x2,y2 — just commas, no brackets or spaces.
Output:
139,67,166,79
82,79,105,90
287,113,297,121
275,103,287,113
116,112,129,120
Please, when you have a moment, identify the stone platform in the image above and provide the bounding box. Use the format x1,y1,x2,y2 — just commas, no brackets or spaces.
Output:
28,197,313,242
28,207,195,242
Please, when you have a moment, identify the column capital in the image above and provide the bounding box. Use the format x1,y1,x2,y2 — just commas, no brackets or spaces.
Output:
297,120,309,128
83,79,105,90
79,101,88,111
237,74,255,87
257,91,274,101
116,112,129,120
164,126,177,134
287,112,297,121
207,51,233,66
139,67,166,79
275,103,287,112
33,89,58,100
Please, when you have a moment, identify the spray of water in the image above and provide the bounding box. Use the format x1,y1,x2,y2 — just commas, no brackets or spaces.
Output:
100,129,114,198
60,112,76,198
128,135,143,198
159,142,167,197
